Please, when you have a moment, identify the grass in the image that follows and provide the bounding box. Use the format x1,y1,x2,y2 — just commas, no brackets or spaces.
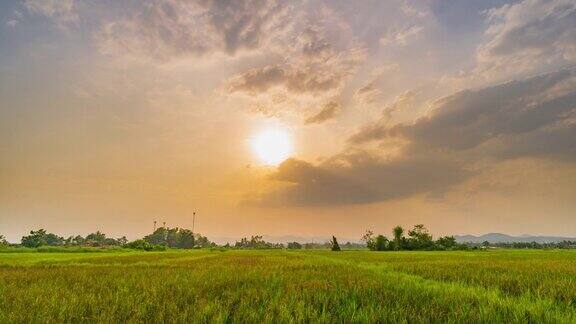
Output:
1,250,575,323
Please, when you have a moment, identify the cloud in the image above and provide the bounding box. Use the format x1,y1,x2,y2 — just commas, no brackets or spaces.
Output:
474,0,576,82
379,25,424,47
226,30,365,96
352,68,576,161
354,81,381,105
224,25,366,117
23,0,78,26
305,101,340,124
96,0,295,60
250,153,470,207
254,68,576,207
349,90,418,144
6,20,18,28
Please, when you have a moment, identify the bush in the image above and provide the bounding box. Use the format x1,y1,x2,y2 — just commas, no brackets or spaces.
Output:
375,235,389,251
125,239,153,251
287,242,302,249
331,236,341,251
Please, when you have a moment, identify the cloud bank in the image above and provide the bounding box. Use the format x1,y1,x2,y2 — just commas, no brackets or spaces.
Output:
253,68,576,207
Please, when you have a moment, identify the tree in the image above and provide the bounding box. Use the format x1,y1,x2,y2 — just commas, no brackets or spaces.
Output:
392,226,404,250
194,233,214,248
287,242,302,249
144,227,169,246
375,235,389,251
85,231,107,246
0,235,8,246
362,230,376,251
234,235,282,249
21,229,48,248
125,239,153,251
44,233,64,246
331,236,341,251
407,224,434,250
72,235,85,245
166,228,181,247
178,229,195,249
436,236,457,250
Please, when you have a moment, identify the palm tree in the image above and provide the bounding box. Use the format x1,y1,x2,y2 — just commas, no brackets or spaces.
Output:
331,236,341,251
393,226,404,250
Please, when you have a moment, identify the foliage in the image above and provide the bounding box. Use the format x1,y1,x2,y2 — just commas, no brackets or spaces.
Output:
436,236,457,250
287,242,302,249
406,224,434,250
331,236,341,251
375,235,389,251
234,235,284,249
125,239,153,251
21,229,127,248
21,229,60,248
392,226,404,250
481,240,576,249
0,235,8,246
362,230,376,251
365,225,470,251
143,227,213,249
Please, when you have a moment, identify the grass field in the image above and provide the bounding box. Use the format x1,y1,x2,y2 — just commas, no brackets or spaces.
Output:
1,250,575,323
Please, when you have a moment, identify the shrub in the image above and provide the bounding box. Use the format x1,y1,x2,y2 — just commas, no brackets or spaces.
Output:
287,242,302,249
125,239,153,251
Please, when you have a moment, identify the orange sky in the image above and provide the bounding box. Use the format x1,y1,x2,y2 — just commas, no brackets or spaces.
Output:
1,0,576,242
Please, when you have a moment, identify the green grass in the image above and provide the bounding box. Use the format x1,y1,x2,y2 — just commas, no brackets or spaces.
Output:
1,250,575,323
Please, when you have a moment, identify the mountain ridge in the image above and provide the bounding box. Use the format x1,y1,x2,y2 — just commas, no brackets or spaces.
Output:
455,233,576,243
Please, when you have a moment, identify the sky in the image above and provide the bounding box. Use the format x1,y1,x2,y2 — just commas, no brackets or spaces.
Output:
1,0,575,242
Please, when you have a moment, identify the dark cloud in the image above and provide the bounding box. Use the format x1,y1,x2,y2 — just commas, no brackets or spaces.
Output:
226,63,346,95
305,101,340,124
225,42,364,96
224,25,365,117
349,90,417,143
251,154,470,207
351,68,576,161
255,68,576,207
395,69,576,158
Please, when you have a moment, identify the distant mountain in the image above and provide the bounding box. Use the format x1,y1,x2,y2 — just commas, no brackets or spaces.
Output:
455,233,576,243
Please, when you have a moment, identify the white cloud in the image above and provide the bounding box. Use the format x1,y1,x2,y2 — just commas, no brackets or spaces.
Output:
23,0,78,26
96,0,296,61
474,0,576,83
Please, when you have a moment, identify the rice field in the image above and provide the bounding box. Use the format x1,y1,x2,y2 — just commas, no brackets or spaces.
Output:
1,249,575,323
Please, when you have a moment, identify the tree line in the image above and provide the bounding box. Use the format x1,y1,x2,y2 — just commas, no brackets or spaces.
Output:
361,224,467,251
0,227,214,251
1,224,574,251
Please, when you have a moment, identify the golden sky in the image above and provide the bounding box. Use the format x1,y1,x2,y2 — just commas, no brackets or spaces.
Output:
1,0,576,242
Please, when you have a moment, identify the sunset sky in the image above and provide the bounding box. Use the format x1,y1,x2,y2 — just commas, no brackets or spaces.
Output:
1,0,575,242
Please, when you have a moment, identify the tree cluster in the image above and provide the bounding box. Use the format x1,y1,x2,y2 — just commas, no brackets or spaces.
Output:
142,227,214,249
287,242,302,249
8,226,213,251
20,229,127,248
233,235,284,249
362,224,467,251
480,240,576,249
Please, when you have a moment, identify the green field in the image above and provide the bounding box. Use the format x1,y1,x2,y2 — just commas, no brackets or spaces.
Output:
1,250,576,323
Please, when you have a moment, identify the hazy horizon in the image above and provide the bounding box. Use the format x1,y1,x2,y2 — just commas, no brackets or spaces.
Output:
1,0,576,243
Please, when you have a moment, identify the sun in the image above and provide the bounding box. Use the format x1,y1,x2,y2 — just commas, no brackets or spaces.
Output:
251,128,293,166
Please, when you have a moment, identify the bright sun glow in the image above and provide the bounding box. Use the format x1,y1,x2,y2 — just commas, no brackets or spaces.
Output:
251,128,293,165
